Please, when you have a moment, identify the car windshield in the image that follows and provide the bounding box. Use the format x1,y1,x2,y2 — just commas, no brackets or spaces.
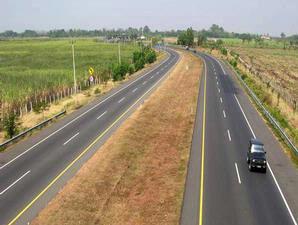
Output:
251,144,264,153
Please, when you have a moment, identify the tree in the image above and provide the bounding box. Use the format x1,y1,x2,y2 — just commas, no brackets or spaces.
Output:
197,33,207,46
177,27,194,47
281,32,286,49
3,112,19,139
143,25,151,35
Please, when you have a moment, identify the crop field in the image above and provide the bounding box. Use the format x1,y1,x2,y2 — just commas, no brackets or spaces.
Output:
222,38,285,49
0,38,139,103
228,46,298,103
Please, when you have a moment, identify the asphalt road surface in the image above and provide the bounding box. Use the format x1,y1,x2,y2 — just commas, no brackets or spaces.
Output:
0,48,180,225
180,50,297,225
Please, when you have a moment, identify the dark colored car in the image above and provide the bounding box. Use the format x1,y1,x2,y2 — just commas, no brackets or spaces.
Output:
247,138,267,173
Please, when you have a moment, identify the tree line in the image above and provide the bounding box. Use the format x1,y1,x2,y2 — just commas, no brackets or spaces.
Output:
1,24,298,43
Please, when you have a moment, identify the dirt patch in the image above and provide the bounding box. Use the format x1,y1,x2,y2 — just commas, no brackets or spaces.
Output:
31,50,202,225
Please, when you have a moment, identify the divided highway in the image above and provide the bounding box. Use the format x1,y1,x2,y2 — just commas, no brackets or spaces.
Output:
0,48,179,225
180,50,297,225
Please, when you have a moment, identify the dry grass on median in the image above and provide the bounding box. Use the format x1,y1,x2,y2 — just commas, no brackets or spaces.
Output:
32,50,202,225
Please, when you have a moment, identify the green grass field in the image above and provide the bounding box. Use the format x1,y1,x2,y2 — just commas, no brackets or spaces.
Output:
0,38,139,102
221,38,285,48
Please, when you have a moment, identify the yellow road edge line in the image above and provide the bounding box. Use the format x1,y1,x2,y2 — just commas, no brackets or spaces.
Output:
199,59,207,225
8,51,180,225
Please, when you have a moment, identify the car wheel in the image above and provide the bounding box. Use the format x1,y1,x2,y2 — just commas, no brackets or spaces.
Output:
263,168,267,173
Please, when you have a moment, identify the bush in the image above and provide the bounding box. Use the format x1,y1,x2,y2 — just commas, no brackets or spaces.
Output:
134,58,145,71
145,50,157,64
133,51,144,63
112,63,129,81
128,64,135,75
221,47,227,56
94,88,101,95
3,112,19,138
229,59,237,68
33,101,49,113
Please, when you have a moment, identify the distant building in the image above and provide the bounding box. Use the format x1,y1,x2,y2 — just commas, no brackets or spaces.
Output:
261,34,271,40
207,37,219,42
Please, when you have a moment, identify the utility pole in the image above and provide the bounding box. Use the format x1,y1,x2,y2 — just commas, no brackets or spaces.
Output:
71,39,77,94
118,41,121,64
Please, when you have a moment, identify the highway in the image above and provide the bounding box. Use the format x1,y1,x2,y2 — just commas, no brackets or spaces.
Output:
0,48,179,225
180,50,298,225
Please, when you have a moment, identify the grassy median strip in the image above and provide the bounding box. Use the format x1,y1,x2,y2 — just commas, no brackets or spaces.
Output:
32,50,202,225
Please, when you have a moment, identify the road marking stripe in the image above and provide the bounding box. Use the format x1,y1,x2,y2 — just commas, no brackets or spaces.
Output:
132,88,138,93
218,88,220,93
208,54,226,75
63,132,79,146
118,97,125,103
96,111,107,120
227,129,231,141
0,52,172,171
234,94,256,138
7,51,181,225
150,76,154,79
234,163,241,184
142,81,147,85
199,57,207,225
220,97,223,103
223,110,226,118
217,81,219,86
0,171,31,195
233,93,297,225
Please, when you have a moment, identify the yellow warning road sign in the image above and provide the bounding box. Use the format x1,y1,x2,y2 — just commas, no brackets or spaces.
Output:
88,67,94,75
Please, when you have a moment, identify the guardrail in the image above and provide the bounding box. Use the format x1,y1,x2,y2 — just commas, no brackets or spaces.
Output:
169,44,298,155
0,110,66,149
224,61,298,156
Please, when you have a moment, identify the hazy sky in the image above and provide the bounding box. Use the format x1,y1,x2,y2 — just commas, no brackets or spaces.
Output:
1,0,297,36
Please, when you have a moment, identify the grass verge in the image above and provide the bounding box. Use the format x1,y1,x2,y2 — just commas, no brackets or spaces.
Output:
31,50,202,225
0,52,166,146
225,61,298,166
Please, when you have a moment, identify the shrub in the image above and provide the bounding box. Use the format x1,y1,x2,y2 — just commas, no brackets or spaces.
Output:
128,64,135,75
145,50,157,64
133,51,144,63
112,63,129,81
229,59,237,68
134,58,145,71
221,47,227,56
3,112,19,138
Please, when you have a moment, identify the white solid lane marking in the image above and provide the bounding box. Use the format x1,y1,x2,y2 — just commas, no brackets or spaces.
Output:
223,110,226,118
132,87,138,93
63,132,80,146
0,170,31,195
118,97,125,103
210,55,226,75
235,163,241,184
0,53,173,170
234,93,297,225
227,129,231,141
96,111,107,120
220,97,223,103
234,94,256,138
